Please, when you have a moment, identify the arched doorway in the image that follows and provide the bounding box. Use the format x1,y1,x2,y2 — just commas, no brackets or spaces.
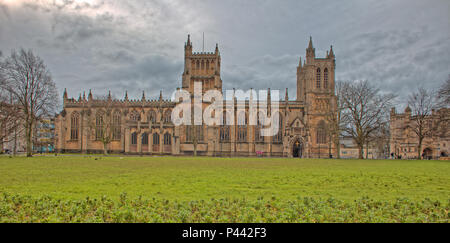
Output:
423,148,433,160
293,140,303,158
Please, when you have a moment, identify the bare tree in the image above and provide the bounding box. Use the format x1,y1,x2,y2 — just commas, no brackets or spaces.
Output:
0,49,58,157
341,80,396,159
326,81,347,159
368,122,390,159
437,75,450,107
88,95,116,156
407,87,438,159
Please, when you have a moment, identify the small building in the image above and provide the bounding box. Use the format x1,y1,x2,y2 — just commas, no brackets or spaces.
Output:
339,136,385,159
390,107,450,159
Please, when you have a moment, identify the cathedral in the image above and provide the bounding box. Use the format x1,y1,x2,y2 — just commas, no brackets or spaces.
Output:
55,36,338,158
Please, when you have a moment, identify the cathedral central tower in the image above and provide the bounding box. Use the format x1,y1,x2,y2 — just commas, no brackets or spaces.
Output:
182,35,222,94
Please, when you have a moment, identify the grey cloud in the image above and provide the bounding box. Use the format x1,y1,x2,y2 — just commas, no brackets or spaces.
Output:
0,0,448,108
81,53,183,100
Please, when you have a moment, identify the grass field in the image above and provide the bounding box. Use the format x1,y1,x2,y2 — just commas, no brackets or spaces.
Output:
0,156,449,222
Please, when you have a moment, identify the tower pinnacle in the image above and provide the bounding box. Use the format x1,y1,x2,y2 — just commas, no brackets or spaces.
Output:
308,36,313,50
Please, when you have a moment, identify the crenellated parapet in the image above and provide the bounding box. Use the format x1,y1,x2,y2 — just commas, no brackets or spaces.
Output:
63,90,176,109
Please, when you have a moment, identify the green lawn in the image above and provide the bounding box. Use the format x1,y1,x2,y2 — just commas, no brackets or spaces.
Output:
0,156,448,222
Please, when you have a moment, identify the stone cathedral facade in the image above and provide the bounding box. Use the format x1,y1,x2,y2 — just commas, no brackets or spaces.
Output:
55,36,338,158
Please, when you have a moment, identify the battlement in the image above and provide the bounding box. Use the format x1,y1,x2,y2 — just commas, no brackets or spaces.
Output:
63,90,174,108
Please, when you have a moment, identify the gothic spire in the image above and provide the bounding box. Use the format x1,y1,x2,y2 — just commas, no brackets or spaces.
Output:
124,90,128,101
306,36,315,64
63,88,68,100
329,45,335,58
88,89,93,101
142,90,146,101
307,36,314,50
186,34,192,47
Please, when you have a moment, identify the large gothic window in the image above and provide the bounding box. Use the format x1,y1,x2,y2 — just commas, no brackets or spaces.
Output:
316,68,321,89
142,133,148,145
112,111,121,140
185,126,203,142
237,112,247,142
220,112,230,142
324,68,329,89
153,133,160,145
316,120,327,144
186,126,192,142
164,133,171,145
197,125,204,142
70,112,79,140
255,112,264,143
131,132,137,145
95,111,104,140
272,113,283,144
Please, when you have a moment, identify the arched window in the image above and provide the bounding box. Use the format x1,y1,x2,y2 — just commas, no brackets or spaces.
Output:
153,133,160,145
113,111,121,140
95,111,104,140
316,68,321,89
237,112,247,142
148,110,157,124
130,110,141,122
272,113,283,143
186,125,203,142
316,120,327,144
70,112,79,140
324,68,329,89
196,125,204,142
131,132,137,145
164,133,171,145
206,60,210,71
196,60,200,70
163,110,171,124
192,60,196,69
255,112,265,143
220,112,230,142
142,133,148,145
201,60,204,70
186,126,192,142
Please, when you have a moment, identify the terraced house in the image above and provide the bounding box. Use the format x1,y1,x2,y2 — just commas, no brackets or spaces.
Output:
54,36,338,158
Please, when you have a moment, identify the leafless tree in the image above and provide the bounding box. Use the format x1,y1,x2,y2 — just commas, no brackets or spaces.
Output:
0,49,58,157
0,51,23,154
407,87,439,159
88,95,116,156
326,81,347,159
341,80,396,159
437,75,450,107
368,122,390,159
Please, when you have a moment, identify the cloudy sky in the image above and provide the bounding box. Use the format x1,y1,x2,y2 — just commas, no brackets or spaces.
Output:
0,0,449,107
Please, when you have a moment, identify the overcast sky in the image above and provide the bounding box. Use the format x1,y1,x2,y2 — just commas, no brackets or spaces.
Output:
1,0,449,107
